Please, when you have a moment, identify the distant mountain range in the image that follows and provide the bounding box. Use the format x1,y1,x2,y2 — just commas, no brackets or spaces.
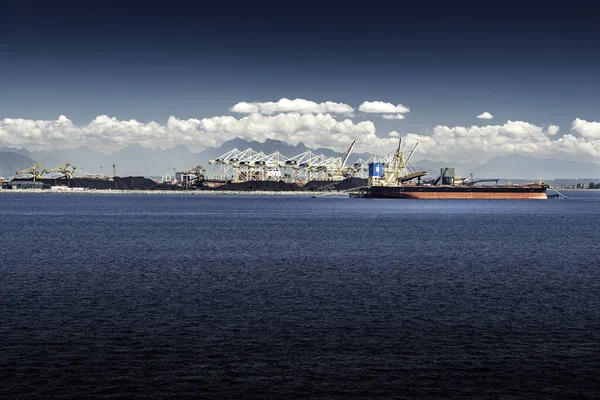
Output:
466,154,600,180
0,145,202,177
0,152,37,176
2,139,600,180
0,139,374,177
199,138,375,160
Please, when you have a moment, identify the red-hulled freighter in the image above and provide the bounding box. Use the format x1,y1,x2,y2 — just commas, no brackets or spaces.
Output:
355,139,549,200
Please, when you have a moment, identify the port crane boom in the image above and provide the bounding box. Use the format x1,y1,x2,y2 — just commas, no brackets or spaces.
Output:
406,142,419,165
16,164,46,180
379,139,421,186
45,163,77,179
341,140,356,168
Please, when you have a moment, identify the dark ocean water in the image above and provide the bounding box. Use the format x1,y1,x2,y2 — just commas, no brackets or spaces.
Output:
1,191,600,399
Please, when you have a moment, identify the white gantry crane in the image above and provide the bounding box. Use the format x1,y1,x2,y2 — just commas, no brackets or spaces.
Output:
209,148,289,182
207,140,375,183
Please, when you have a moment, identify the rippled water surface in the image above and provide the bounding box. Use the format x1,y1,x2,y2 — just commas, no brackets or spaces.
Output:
1,192,600,399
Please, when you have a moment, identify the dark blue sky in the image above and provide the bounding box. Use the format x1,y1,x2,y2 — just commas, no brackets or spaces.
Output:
2,1,600,134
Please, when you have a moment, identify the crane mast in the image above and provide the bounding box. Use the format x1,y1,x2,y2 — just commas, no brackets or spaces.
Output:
377,139,422,186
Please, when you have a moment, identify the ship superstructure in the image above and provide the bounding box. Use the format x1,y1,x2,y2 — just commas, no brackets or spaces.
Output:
359,138,549,200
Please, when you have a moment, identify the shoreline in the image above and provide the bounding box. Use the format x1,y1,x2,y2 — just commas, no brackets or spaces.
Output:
0,187,593,196
0,188,348,196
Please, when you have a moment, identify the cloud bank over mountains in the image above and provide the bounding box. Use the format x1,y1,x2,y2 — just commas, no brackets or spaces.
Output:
2,98,600,162
403,120,599,161
1,111,396,155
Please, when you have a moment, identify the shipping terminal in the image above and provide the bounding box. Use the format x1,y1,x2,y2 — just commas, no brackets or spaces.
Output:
354,139,551,200
2,138,560,199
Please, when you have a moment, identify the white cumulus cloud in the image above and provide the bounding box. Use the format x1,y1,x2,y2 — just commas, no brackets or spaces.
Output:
382,114,406,120
476,112,494,119
547,125,559,136
0,112,399,154
5,98,600,163
358,101,410,114
399,120,600,162
230,98,354,115
571,118,600,139
229,102,259,113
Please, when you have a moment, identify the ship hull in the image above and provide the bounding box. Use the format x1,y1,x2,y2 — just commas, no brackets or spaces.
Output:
364,185,548,200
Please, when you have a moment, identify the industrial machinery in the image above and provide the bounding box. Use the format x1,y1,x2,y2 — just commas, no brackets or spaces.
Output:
210,148,288,182
207,141,363,183
368,139,426,186
44,163,77,179
15,164,47,181
183,165,207,186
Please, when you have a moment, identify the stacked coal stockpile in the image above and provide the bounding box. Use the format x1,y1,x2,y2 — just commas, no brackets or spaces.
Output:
70,178,116,189
12,177,116,189
302,177,368,191
336,177,367,190
11,176,158,190
302,180,339,191
214,180,302,191
11,177,49,183
112,176,158,190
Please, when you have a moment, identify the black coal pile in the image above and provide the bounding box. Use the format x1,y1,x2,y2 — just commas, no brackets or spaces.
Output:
12,176,158,190
112,177,158,190
213,180,302,191
336,177,367,190
302,177,367,191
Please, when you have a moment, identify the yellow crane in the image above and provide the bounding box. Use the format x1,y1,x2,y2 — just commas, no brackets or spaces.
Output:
45,163,77,179
15,164,47,180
